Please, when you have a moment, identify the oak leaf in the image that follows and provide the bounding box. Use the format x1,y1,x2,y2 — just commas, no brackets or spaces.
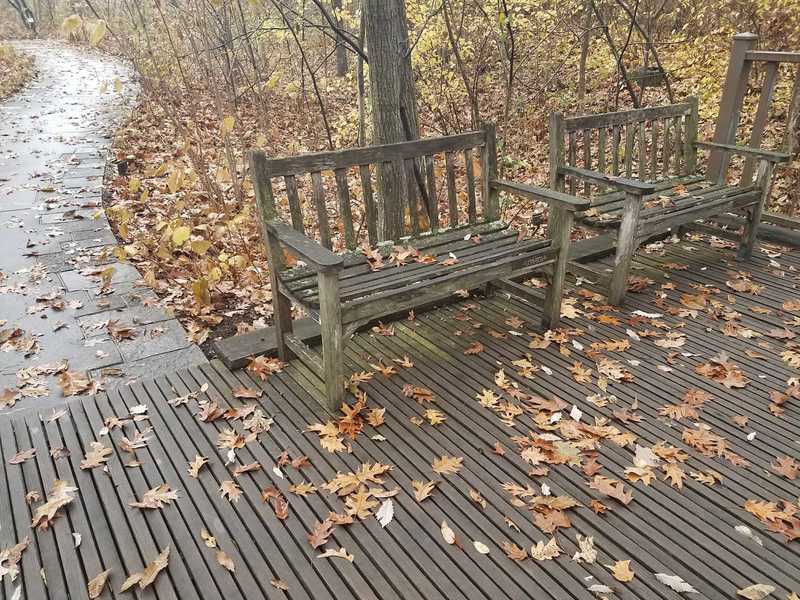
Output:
88,568,111,599
608,559,635,582
219,480,242,502
80,442,112,470
431,455,462,475
411,480,438,502
530,537,561,560
120,546,169,591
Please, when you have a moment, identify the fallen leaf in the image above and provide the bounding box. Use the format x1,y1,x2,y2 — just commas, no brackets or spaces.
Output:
216,550,235,573
431,455,462,475
607,559,635,582
530,537,561,560
412,480,438,502
317,547,353,561
440,521,456,545
736,584,775,599
87,568,111,599
120,546,169,591
654,572,698,594
8,448,36,465
376,499,394,527
473,540,490,554
308,520,334,549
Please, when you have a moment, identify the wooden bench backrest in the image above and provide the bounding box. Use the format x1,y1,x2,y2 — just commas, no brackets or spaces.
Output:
710,33,800,184
550,99,699,195
250,125,499,252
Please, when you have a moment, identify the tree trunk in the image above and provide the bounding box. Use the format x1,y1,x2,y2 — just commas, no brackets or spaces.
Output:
577,1,592,113
363,0,420,240
332,0,348,76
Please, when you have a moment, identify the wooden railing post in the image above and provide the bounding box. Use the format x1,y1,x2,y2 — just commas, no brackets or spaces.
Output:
684,96,699,175
549,113,566,192
480,122,500,221
708,32,759,183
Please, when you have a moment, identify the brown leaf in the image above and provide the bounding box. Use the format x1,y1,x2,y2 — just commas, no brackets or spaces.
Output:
308,520,334,549
188,455,208,478
607,559,635,582
588,475,633,505
501,541,527,561
231,385,262,399
80,442,112,470
129,484,179,509
8,448,36,464
31,479,77,530
770,456,798,480
411,480,438,502
216,549,235,572
88,568,111,599
270,578,289,591
431,455,462,475
120,546,169,591
219,480,242,502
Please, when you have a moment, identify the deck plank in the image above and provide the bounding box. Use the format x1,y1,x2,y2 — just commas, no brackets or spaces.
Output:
2,238,799,599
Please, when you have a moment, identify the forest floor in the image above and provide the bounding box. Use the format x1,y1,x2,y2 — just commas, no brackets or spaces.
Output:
0,41,205,415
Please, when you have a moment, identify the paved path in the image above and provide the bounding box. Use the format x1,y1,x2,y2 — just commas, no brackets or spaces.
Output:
0,41,204,416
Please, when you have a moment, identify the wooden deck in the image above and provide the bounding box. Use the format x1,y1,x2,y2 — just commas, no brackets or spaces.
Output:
2,237,799,599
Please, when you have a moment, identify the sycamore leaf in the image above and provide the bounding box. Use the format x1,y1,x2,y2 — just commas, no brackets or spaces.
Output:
120,546,169,591
654,573,698,594
87,569,111,599
412,480,438,502
736,584,775,599
431,455,462,475
607,559,635,582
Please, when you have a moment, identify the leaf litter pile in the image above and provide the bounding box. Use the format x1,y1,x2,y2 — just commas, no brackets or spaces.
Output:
3,239,800,598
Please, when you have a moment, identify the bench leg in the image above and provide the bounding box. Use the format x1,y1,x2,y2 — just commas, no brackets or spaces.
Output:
542,206,574,330
737,161,772,261
609,191,643,305
265,228,293,361
318,268,344,412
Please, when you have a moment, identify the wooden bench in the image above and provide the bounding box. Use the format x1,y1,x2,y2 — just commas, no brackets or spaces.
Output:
549,98,790,304
249,125,589,410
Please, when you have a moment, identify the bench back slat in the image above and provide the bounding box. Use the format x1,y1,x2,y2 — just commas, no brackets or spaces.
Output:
550,99,699,199
250,128,496,251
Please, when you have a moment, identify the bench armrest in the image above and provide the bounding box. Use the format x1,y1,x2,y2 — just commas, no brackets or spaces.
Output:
491,179,591,211
694,141,791,163
558,165,657,195
266,220,344,271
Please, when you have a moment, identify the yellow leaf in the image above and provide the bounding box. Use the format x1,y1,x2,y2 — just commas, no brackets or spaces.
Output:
171,226,191,247
89,20,107,46
61,14,82,34
193,278,211,306
113,78,122,93
129,177,141,194
221,116,235,134
191,240,213,255
607,559,635,582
